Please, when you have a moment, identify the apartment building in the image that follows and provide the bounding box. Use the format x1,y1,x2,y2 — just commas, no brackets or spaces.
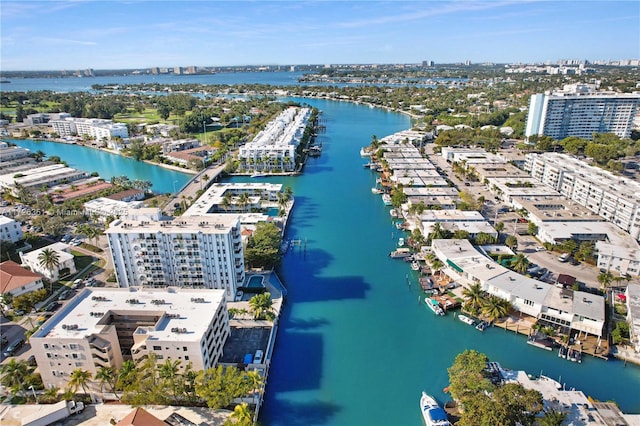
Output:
106,215,244,301
30,287,229,391
0,215,24,243
0,164,88,195
238,107,311,173
83,197,144,222
525,84,640,141
524,153,640,240
50,117,129,141
20,242,77,282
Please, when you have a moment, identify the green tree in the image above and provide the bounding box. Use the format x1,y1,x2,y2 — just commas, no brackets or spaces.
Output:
447,349,494,402
195,365,253,409
597,271,613,289
527,222,538,236
505,235,518,250
244,222,281,269
226,402,254,426
248,292,276,321
95,366,119,400
0,359,31,397
462,283,485,316
482,295,511,323
539,408,568,426
510,253,530,274
68,368,92,396
38,247,60,286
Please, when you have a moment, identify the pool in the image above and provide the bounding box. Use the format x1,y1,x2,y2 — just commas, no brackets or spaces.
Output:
266,207,280,217
246,275,265,288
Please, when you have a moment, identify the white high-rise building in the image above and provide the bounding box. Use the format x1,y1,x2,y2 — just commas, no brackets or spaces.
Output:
106,215,245,301
525,84,640,141
30,287,229,391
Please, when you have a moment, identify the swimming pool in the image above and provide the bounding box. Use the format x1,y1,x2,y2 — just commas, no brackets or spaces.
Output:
246,275,265,288
266,207,280,217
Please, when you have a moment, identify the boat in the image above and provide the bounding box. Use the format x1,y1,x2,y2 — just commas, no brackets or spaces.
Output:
360,147,371,157
371,187,383,194
567,348,582,363
458,314,475,326
475,320,488,331
390,209,399,218
419,392,451,426
411,261,420,271
398,237,405,247
425,298,445,316
389,247,412,259
251,172,267,178
382,194,392,206
558,346,568,358
527,335,556,351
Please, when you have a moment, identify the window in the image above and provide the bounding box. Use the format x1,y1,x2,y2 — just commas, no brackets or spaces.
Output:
184,356,189,361
153,345,161,351
183,346,187,351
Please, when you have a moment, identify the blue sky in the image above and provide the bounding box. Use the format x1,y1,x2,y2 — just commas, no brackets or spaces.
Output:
1,1,638,70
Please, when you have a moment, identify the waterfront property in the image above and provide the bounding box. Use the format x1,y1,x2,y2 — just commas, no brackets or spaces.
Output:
30,287,229,392
525,83,640,141
50,116,129,145
83,197,144,222
627,283,640,353
431,239,605,338
106,214,245,302
0,163,88,196
419,210,497,240
19,242,77,282
238,107,311,173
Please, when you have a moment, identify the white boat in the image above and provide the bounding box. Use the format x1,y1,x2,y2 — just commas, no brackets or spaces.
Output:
251,172,267,178
420,392,451,426
389,247,412,259
371,187,383,194
411,261,420,271
398,237,405,247
360,147,371,157
425,298,445,316
382,194,392,206
475,321,489,332
458,314,475,326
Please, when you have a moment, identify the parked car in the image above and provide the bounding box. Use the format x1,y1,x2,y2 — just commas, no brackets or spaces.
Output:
3,338,25,357
558,253,571,262
44,302,61,312
535,246,545,252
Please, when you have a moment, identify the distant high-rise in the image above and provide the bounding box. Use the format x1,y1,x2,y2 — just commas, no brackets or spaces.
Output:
422,60,434,67
525,84,640,141
173,66,183,75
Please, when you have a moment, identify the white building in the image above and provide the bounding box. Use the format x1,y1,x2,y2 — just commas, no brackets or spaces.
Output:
0,215,23,243
20,242,77,282
107,215,245,301
84,197,144,222
184,182,285,216
0,164,87,195
431,239,605,337
524,153,640,240
238,107,311,173
626,283,640,353
525,84,640,141
595,240,640,277
441,147,507,164
0,260,44,299
50,117,129,141
420,210,498,239
30,287,229,391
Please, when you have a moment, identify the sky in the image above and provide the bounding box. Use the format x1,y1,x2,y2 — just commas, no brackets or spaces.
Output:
1,0,639,71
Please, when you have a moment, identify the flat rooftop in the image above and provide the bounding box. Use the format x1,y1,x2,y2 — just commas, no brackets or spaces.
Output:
514,196,603,222
32,287,226,342
184,182,282,216
106,214,240,234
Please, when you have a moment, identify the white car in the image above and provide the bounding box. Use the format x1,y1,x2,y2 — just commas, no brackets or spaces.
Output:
535,246,546,252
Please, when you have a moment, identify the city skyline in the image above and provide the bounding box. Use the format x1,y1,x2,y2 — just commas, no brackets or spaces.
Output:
1,1,639,71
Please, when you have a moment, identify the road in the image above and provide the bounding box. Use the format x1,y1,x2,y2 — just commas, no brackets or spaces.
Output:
162,163,226,216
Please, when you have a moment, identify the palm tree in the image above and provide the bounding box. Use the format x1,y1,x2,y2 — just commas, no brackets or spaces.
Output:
429,222,447,241
505,235,518,250
510,253,530,274
117,360,138,391
38,247,60,287
68,368,92,396
0,359,30,397
462,283,484,315
481,295,511,324
539,408,568,426
244,370,263,393
597,271,614,289
230,402,254,426
158,359,182,399
238,193,251,213
95,366,120,400
248,292,276,321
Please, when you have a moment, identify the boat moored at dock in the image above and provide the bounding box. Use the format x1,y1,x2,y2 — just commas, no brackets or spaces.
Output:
458,314,475,326
425,298,445,316
419,392,451,426
382,193,392,205
389,247,412,259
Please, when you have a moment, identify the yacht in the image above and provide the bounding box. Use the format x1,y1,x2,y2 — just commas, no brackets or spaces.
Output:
420,392,451,426
389,247,412,259
371,187,383,194
382,194,392,206
398,237,405,247
360,147,371,157
411,261,420,271
425,298,445,316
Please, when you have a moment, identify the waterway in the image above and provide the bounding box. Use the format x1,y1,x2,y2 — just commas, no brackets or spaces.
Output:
2,138,192,194
4,78,640,424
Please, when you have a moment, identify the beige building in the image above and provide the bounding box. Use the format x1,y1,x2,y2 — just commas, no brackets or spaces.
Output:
30,287,229,391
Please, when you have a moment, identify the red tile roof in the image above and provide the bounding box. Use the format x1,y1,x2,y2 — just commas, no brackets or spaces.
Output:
0,260,41,294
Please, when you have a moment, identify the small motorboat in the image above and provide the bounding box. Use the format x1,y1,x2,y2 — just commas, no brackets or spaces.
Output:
458,314,475,326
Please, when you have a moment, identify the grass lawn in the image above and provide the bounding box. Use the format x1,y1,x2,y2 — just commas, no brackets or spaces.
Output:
72,251,95,270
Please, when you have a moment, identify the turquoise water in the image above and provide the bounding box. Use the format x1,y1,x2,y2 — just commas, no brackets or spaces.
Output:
247,275,266,288
4,76,640,423
245,98,640,425
2,138,192,194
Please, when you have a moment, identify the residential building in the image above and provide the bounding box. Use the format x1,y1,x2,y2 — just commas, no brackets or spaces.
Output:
595,240,640,277
23,112,71,126
441,147,507,164
0,215,24,243
83,197,144,222
524,153,640,240
184,182,285,216
50,117,129,141
419,210,497,240
0,260,44,299
0,164,87,195
626,283,640,353
525,84,640,141
431,239,605,337
30,287,229,391
20,242,76,282
106,189,145,202
106,215,244,301
238,107,311,173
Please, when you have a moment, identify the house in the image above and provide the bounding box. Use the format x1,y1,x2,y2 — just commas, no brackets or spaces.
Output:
19,242,76,282
0,260,44,298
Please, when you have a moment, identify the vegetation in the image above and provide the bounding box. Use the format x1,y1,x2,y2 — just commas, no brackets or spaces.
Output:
248,292,276,321
448,350,543,426
244,222,282,269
